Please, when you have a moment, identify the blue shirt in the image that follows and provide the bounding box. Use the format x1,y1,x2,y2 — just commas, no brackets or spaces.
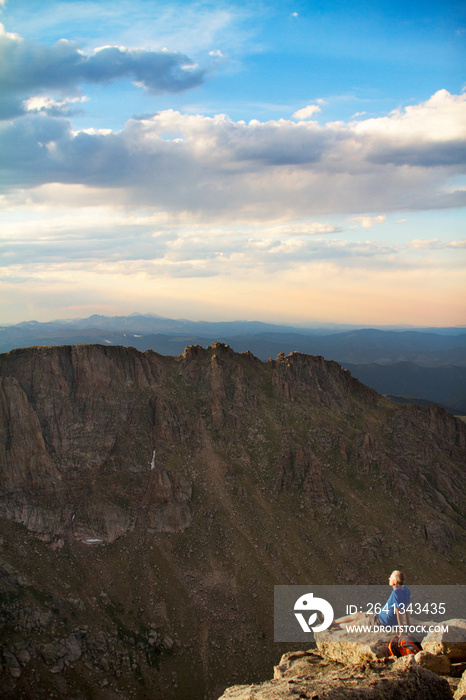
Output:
377,586,410,627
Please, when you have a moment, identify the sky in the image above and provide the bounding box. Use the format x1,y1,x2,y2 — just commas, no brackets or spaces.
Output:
1,0,465,327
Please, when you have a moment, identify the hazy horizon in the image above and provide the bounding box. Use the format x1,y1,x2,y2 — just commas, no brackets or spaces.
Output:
2,310,465,332
1,0,465,326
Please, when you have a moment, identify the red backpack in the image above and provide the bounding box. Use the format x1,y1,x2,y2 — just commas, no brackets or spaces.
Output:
389,634,422,657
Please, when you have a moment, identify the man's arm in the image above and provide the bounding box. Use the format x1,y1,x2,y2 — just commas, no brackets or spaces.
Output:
395,606,410,629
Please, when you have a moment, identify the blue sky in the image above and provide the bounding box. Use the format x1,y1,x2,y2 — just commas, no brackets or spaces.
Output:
1,0,465,326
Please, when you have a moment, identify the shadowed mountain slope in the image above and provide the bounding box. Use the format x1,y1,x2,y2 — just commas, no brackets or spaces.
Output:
0,343,465,699
344,362,466,414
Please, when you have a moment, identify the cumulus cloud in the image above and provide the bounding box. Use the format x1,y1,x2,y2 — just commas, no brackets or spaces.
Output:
0,23,205,118
353,89,466,167
1,90,465,218
292,104,321,120
350,215,387,229
24,95,89,118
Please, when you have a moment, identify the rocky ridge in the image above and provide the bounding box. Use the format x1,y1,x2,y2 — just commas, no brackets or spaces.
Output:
0,343,465,699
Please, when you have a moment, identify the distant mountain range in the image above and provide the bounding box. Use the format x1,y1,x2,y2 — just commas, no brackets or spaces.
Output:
1,313,465,413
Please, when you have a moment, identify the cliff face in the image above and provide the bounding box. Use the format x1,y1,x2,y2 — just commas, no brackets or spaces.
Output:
0,343,465,699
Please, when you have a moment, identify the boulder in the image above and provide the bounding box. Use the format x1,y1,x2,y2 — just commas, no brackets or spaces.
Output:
422,620,466,661
16,648,31,666
314,627,392,664
415,650,451,675
218,655,452,699
451,662,466,678
40,631,82,674
3,652,22,679
273,650,342,679
454,669,466,700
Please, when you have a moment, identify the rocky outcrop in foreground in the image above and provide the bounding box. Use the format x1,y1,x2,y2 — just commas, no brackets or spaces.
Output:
314,619,466,666
219,626,466,699
219,655,453,699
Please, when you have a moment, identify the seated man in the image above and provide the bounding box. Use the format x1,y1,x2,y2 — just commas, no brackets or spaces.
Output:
333,570,410,630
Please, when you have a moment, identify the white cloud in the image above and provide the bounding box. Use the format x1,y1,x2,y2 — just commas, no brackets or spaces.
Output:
350,215,387,229
0,223,398,276
24,95,89,118
273,222,339,236
355,90,465,142
292,104,321,120
352,89,466,166
410,238,466,249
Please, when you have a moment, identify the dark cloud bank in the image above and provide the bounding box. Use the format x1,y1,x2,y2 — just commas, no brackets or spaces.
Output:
0,24,205,119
